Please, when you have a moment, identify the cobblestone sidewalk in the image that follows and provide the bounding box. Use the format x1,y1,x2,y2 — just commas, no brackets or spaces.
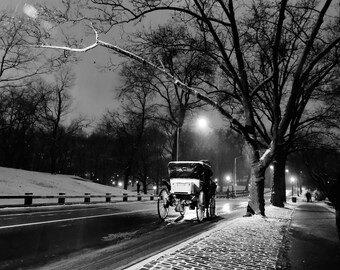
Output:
129,205,295,270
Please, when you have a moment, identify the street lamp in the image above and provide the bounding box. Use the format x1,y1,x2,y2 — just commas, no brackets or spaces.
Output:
176,126,180,161
196,117,208,130
299,170,303,195
234,155,243,187
176,116,209,161
290,177,295,196
214,178,219,192
226,175,231,197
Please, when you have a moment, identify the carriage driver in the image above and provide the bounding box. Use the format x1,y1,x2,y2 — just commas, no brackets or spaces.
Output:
200,165,217,208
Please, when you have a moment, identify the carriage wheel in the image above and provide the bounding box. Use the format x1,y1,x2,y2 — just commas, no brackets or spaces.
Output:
208,196,216,218
157,189,169,221
196,191,205,222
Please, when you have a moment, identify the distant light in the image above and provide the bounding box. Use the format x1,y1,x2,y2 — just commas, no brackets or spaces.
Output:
197,117,208,130
225,175,231,182
290,177,295,183
118,182,123,187
269,165,274,170
285,169,289,173
112,181,116,185
153,186,156,190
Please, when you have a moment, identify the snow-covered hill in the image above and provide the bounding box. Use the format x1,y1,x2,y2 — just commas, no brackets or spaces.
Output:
0,167,135,196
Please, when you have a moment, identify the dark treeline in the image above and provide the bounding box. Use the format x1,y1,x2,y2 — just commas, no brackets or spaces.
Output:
0,94,246,194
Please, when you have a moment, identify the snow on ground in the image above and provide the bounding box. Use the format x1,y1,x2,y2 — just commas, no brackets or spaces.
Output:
0,166,135,196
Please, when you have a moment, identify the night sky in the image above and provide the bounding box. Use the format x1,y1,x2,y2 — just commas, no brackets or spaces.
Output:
1,0,225,130
1,0,122,123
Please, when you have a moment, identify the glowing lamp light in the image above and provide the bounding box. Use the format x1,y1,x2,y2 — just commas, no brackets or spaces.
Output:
197,117,208,130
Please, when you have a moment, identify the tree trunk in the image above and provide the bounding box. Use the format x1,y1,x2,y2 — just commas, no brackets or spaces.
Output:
123,162,132,190
171,109,186,161
245,143,266,216
244,172,251,191
143,175,148,194
271,151,287,207
171,129,178,161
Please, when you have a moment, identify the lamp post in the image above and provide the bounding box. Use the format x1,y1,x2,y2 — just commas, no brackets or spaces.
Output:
299,170,303,195
234,155,243,187
284,168,290,202
290,176,297,202
290,177,295,196
226,175,231,198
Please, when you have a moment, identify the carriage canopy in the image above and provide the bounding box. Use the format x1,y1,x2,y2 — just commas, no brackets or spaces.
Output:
168,160,213,180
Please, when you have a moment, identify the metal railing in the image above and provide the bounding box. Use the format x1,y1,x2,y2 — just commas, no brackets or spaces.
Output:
216,190,250,199
0,189,250,208
0,192,156,207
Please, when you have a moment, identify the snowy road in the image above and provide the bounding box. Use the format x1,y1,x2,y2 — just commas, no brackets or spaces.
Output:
0,198,251,269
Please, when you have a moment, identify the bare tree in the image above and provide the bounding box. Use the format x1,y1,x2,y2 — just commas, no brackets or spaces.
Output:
0,10,66,89
39,65,86,174
0,8,69,170
120,23,215,160
134,125,167,194
98,62,157,189
0,81,47,168
29,0,340,216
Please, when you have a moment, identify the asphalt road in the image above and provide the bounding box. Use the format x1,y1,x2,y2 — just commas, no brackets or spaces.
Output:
0,198,249,269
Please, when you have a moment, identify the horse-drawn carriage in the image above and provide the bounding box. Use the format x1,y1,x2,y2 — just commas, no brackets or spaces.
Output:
157,160,216,222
